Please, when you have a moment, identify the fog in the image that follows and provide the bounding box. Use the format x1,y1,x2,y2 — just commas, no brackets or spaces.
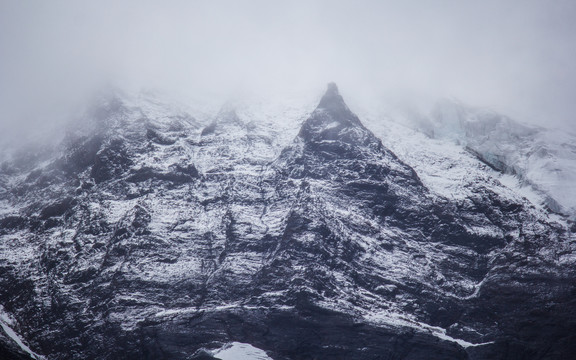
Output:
1,0,576,143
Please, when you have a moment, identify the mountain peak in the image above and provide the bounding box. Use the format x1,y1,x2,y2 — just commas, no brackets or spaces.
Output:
325,82,339,96
298,83,367,144
201,105,243,136
317,82,349,114
216,105,241,124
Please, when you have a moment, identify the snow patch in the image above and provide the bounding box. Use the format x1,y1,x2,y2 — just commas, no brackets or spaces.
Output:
213,342,273,360
154,304,294,318
365,310,493,349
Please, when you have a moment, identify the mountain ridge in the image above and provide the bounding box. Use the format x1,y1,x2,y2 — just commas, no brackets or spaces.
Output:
0,84,575,359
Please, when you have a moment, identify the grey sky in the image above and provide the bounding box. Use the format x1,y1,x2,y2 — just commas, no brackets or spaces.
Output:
1,0,576,136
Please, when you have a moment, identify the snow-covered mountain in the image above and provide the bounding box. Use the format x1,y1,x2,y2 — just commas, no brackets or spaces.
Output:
0,84,575,359
397,98,576,219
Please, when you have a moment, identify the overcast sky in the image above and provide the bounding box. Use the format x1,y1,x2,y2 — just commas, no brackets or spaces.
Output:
1,0,576,136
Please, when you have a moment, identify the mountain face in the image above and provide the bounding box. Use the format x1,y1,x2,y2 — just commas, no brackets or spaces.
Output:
404,99,576,219
0,84,575,360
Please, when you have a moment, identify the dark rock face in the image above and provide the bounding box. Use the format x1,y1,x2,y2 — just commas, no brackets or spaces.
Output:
0,341,33,360
0,85,575,359
91,138,133,184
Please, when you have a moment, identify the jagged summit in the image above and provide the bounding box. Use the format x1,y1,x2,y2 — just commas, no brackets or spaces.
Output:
298,83,370,145
216,103,242,123
201,106,242,136
281,84,420,185
316,82,350,113
315,82,361,125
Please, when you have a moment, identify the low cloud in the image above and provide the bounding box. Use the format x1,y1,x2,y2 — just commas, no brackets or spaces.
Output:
1,0,575,141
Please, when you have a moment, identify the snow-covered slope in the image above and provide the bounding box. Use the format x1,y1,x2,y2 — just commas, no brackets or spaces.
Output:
0,85,575,360
398,98,576,219
212,342,272,360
